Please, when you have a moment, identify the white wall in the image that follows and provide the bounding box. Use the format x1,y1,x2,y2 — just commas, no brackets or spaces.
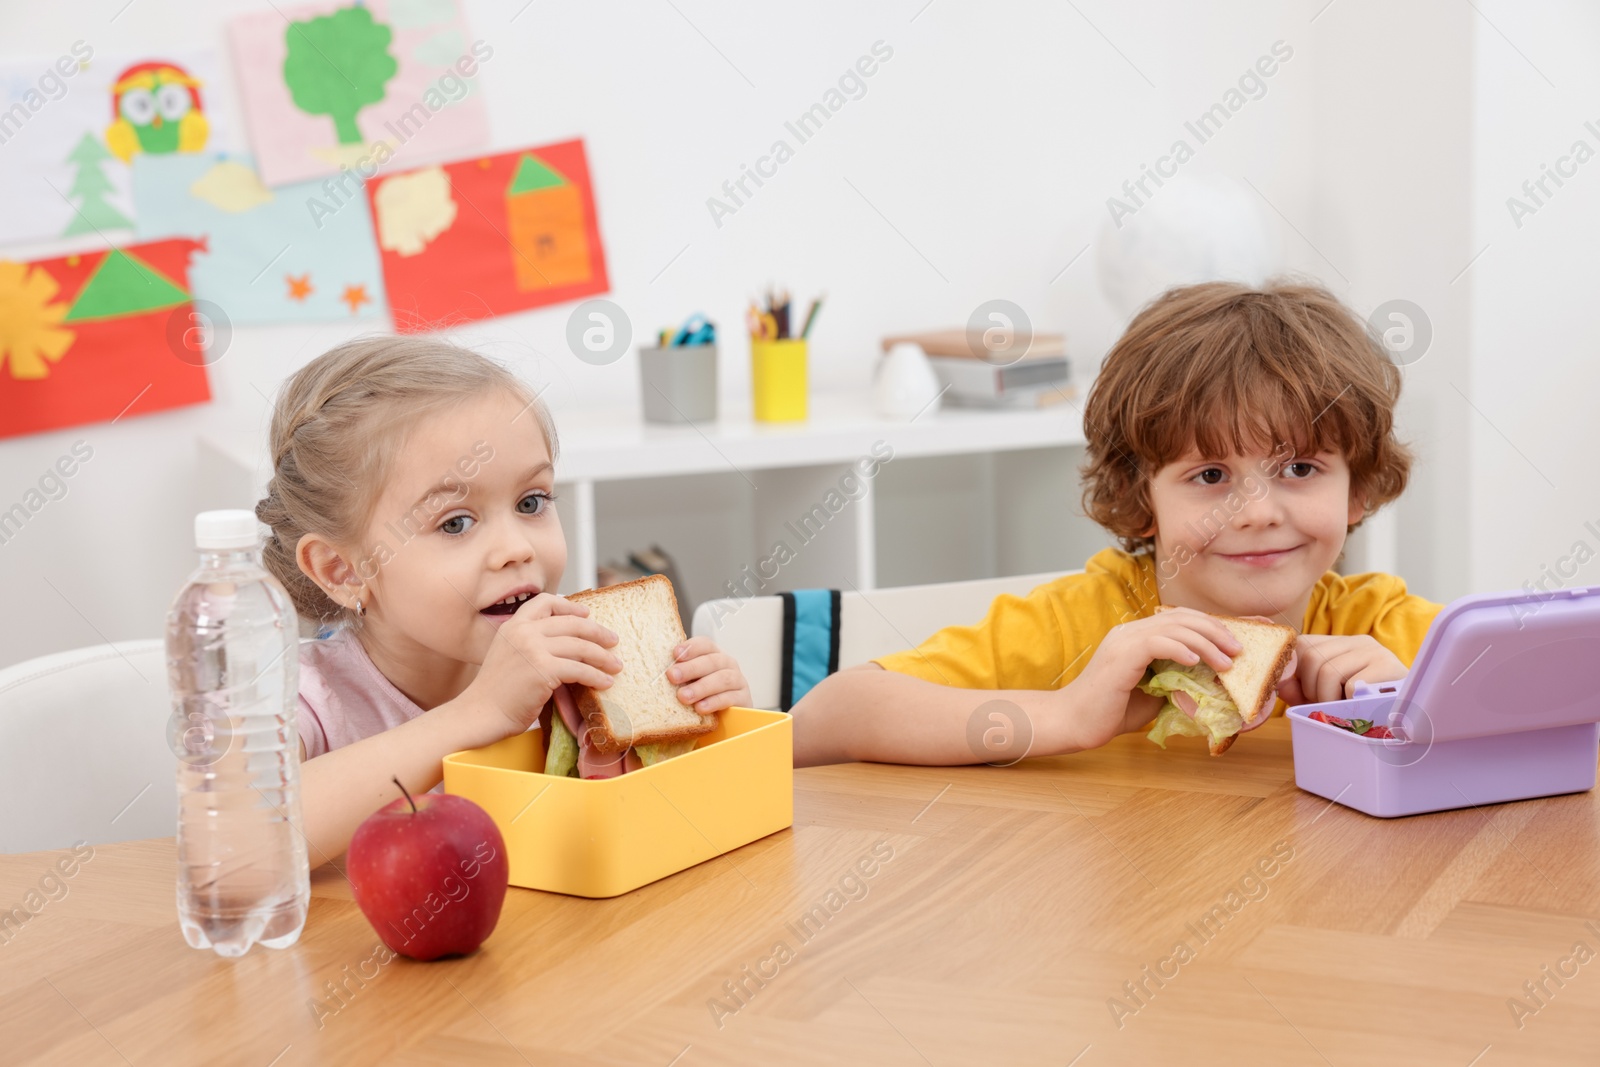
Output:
1469,1,1600,596
1307,0,1475,605
1,0,1531,669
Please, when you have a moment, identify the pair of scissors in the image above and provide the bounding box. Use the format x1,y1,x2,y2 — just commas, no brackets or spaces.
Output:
672,312,715,346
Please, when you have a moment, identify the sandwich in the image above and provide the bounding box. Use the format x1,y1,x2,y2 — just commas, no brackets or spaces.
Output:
1139,607,1297,756
539,574,717,779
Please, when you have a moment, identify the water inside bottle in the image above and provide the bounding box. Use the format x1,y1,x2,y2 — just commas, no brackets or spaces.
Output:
169,553,309,957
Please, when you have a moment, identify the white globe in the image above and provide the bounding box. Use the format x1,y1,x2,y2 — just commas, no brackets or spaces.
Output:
1096,174,1284,320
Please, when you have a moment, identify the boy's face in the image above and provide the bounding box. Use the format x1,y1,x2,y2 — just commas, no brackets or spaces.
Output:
1141,441,1364,627
339,388,566,695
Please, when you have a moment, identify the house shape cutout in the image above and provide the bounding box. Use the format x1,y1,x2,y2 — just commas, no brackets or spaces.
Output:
505,153,592,291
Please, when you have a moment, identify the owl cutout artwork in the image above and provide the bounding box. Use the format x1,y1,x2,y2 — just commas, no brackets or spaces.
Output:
0,49,234,244
104,62,211,162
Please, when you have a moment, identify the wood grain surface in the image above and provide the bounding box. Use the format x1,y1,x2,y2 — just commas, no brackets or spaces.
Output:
2,717,1597,1066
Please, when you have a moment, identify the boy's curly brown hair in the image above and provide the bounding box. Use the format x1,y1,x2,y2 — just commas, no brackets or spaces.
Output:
1079,278,1415,556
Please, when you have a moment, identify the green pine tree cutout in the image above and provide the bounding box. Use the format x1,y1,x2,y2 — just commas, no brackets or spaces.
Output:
63,133,133,235
283,6,398,145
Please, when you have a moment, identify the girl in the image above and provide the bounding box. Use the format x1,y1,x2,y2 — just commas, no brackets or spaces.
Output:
255,337,751,865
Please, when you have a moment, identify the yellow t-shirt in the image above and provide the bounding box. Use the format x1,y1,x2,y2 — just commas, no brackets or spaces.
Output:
872,547,1445,717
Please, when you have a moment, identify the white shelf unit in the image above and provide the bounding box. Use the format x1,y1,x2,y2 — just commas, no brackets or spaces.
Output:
548,392,1103,615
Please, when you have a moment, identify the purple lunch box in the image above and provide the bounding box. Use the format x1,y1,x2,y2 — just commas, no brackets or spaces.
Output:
1287,585,1600,817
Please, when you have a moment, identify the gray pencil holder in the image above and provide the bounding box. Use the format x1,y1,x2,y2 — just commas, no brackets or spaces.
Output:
640,343,718,424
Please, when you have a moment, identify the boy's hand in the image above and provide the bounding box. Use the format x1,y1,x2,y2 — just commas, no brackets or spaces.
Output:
469,593,623,735
664,636,751,714
1062,606,1243,750
1231,613,1298,733
1275,633,1406,706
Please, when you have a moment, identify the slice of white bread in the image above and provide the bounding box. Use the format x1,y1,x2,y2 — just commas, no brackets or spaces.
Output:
564,574,716,755
1155,606,1297,755
1214,615,1298,726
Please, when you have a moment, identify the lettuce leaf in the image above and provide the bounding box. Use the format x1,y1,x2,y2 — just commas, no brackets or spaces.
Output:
1146,703,1210,748
634,738,698,767
1139,660,1244,751
543,712,580,777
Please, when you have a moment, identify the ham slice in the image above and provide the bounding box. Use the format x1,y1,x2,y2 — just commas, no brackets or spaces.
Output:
1172,683,1274,729
552,683,626,779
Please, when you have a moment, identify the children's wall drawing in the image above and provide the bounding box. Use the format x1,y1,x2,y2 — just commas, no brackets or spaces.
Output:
228,0,490,187
133,153,388,324
105,62,212,162
0,50,231,244
368,139,609,333
0,239,211,440
284,7,397,148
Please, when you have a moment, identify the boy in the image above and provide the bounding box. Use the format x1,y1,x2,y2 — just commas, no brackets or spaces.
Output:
791,280,1444,767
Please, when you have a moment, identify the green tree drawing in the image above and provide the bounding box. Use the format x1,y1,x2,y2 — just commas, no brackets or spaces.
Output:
63,133,133,235
282,6,398,146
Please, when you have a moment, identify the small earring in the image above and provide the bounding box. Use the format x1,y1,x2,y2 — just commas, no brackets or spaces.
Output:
354,597,366,618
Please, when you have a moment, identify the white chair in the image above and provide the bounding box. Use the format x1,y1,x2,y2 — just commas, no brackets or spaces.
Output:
691,570,1075,710
0,640,177,853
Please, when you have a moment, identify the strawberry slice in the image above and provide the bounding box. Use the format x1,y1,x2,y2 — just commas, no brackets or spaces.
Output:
1307,710,1396,739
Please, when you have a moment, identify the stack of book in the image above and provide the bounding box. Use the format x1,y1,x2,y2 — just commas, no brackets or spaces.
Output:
881,329,1074,409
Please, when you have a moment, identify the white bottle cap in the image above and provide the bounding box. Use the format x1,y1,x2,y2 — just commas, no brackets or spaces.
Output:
195,510,261,550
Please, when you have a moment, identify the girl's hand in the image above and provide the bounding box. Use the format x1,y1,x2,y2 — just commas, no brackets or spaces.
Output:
1275,633,1406,706
468,593,623,735
1060,605,1244,750
663,636,751,714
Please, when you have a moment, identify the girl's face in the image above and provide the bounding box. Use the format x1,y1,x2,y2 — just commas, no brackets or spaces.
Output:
1141,439,1365,629
353,387,565,672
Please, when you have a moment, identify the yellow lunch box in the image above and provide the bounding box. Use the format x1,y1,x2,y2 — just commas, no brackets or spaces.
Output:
442,707,793,898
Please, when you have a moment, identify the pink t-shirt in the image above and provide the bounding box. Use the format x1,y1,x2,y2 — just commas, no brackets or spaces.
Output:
296,628,427,760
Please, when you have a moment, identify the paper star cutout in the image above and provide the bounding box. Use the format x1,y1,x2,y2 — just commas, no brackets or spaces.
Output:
341,283,371,315
285,273,313,301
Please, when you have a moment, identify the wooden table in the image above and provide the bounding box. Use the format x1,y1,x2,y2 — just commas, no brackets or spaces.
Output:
3,718,1598,1066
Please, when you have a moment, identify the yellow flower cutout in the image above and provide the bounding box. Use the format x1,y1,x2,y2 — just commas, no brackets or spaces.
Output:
0,261,75,379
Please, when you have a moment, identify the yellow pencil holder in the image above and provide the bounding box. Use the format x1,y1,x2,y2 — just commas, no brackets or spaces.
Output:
442,707,793,898
751,338,808,422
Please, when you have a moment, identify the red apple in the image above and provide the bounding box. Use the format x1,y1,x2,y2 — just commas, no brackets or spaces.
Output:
346,778,510,961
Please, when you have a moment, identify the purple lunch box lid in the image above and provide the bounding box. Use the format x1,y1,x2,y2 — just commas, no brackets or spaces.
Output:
1386,584,1600,744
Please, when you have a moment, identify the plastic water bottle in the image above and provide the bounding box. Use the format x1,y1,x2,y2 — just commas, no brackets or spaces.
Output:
166,509,309,956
